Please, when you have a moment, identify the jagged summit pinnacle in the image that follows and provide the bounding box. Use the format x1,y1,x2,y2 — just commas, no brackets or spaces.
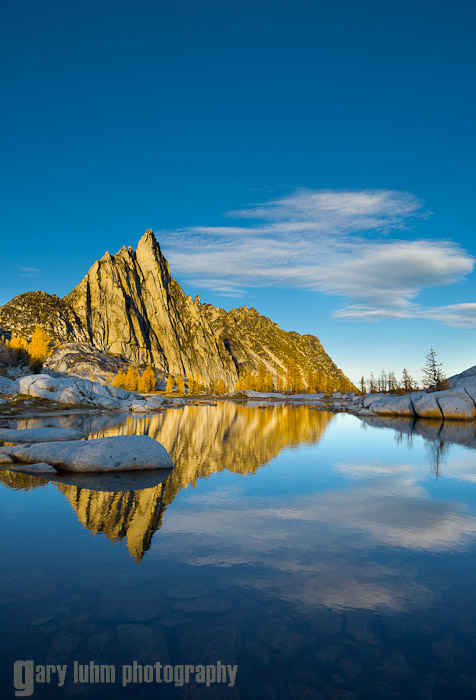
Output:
139,228,158,247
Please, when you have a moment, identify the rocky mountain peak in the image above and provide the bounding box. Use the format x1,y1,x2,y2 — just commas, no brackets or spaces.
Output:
0,231,356,391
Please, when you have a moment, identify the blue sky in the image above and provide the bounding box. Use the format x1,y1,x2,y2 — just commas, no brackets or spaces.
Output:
1,0,475,385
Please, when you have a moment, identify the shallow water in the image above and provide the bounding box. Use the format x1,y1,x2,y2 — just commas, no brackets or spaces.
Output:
2,403,476,699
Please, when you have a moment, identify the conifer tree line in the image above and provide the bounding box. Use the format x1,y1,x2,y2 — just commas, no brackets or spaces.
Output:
112,365,157,392
360,348,448,394
234,363,353,395
118,362,354,396
1,326,354,396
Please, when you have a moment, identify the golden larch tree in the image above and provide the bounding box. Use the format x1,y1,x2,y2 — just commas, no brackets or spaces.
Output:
113,369,126,388
138,367,156,393
28,326,52,367
124,365,138,392
166,374,175,393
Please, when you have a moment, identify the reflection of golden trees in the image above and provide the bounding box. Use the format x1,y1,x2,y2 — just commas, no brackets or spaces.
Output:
0,404,333,561
89,403,333,479
0,469,48,491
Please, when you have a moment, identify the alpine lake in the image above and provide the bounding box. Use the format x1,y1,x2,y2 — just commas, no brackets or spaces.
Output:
2,401,476,699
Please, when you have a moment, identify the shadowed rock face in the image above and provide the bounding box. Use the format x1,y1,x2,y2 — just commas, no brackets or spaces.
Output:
0,231,355,390
0,404,334,560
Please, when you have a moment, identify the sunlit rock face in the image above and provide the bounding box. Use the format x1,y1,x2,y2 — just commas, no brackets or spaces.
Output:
0,404,333,561
0,231,354,389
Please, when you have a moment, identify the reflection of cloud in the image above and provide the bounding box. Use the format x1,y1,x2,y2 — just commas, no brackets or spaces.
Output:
152,471,476,612
334,461,414,479
158,189,475,326
299,484,476,551
164,480,476,553
435,453,476,484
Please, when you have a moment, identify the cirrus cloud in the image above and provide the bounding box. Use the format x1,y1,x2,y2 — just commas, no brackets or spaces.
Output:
157,189,475,325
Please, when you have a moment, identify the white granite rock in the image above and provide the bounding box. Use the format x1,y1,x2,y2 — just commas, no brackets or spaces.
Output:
366,394,415,417
362,393,388,408
448,366,476,389
0,428,86,443
437,394,476,420
9,435,173,472
15,374,145,409
408,393,443,419
291,393,327,400
130,401,152,413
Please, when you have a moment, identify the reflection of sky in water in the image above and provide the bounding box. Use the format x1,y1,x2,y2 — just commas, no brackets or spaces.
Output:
2,406,476,698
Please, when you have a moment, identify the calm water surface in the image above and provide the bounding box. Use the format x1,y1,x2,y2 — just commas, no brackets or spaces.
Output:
2,403,476,699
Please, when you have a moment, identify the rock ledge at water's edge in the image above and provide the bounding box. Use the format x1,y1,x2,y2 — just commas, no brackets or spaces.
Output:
347,366,476,421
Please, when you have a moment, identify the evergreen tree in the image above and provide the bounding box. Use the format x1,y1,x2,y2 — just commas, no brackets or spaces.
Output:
422,348,445,388
369,372,377,393
360,376,366,394
402,368,413,392
388,370,397,392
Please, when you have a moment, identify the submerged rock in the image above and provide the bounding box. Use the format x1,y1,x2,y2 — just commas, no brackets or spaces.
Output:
0,427,86,443
8,435,173,472
9,463,59,475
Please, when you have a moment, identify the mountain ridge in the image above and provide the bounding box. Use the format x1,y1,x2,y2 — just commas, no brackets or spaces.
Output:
0,230,355,391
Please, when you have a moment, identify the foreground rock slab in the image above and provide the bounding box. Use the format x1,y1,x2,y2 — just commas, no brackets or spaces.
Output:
9,435,173,472
0,427,86,443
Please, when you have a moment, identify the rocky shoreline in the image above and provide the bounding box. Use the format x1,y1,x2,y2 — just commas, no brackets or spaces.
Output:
2,366,476,426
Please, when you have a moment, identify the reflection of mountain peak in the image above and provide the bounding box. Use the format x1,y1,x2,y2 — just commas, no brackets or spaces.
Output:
0,403,334,560
57,484,167,562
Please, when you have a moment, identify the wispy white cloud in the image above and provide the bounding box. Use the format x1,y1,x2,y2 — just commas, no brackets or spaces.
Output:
157,189,475,324
336,302,476,327
18,266,41,278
